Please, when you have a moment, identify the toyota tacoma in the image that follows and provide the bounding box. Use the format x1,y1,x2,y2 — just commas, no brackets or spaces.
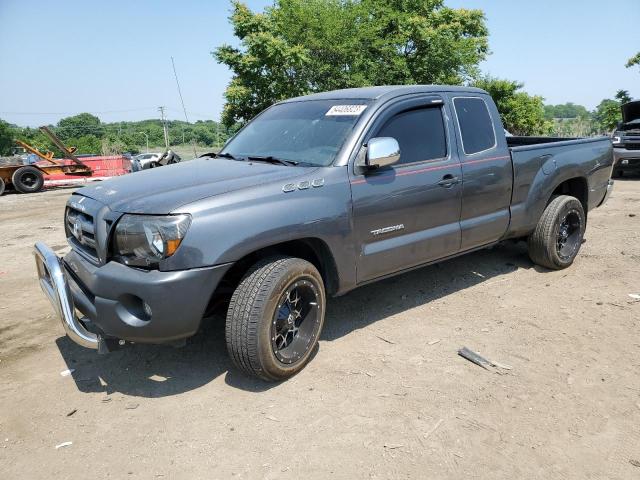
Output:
34,85,615,380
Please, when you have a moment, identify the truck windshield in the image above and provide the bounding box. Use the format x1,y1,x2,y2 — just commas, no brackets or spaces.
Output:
220,100,370,167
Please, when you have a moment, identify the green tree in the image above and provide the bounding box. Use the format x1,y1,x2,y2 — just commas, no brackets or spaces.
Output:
214,0,489,126
0,119,15,155
57,113,104,140
626,52,640,71
544,102,590,120
615,89,632,105
64,135,102,154
473,76,551,136
594,98,622,132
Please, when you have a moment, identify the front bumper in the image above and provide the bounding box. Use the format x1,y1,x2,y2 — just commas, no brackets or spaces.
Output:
613,148,640,171
34,242,232,348
34,242,99,349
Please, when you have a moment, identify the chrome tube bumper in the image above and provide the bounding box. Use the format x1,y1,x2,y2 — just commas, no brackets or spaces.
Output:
34,242,99,349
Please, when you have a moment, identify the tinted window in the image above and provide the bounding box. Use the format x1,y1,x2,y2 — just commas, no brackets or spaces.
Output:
376,107,447,165
453,97,496,155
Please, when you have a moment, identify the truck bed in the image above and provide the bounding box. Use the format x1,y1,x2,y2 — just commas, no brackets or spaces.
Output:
507,136,577,148
506,135,613,238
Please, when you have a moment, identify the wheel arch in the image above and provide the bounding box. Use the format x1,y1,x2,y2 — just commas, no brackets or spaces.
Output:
549,176,588,214
205,237,341,315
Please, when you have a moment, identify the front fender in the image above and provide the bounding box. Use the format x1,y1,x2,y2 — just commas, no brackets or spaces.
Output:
163,166,356,289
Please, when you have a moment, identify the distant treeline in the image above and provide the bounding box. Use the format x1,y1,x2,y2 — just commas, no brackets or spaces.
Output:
0,113,238,156
544,90,633,138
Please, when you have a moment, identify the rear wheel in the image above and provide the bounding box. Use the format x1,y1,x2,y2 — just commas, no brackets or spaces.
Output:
527,195,586,270
226,256,326,381
12,166,44,194
0,177,5,196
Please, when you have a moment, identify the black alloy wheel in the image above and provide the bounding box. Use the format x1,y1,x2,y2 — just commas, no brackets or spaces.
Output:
271,279,322,365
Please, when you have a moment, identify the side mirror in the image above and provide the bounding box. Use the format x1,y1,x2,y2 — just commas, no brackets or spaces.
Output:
358,137,400,170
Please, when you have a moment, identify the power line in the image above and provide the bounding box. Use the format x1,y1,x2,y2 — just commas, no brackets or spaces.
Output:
0,107,157,115
171,57,198,158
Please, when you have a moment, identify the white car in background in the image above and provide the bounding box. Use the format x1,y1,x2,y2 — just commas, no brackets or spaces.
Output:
131,153,161,171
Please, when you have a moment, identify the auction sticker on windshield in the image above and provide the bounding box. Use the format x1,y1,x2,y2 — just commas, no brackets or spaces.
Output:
325,105,367,116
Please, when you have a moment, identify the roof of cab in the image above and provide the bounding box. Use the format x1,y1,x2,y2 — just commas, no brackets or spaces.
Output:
280,85,488,104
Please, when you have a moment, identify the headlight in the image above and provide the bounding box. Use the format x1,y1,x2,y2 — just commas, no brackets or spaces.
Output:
114,214,191,268
612,135,622,146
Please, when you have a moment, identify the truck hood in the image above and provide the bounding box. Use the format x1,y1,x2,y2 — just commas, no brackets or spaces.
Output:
76,157,310,214
622,100,640,123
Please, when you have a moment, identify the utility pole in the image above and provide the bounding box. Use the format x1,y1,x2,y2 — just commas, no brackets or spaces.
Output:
158,106,169,150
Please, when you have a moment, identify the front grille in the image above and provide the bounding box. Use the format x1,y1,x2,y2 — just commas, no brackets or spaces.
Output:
66,206,99,261
625,143,640,150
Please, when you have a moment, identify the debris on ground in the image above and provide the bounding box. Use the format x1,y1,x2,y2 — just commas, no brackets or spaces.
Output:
55,441,73,449
628,293,640,300
125,403,139,410
458,347,512,372
375,334,396,344
59,369,75,377
630,459,640,468
428,339,441,345
66,409,77,417
383,443,404,450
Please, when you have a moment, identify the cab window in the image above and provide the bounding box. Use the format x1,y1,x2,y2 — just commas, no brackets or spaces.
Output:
453,97,496,155
375,107,447,165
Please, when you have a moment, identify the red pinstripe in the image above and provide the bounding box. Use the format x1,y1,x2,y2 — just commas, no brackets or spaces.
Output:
350,154,510,185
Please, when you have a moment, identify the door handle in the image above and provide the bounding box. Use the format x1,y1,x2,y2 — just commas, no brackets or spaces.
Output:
437,174,460,188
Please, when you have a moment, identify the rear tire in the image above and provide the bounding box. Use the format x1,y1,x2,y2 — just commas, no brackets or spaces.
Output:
527,195,586,270
12,166,44,194
0,177,5,196
226,256,326,381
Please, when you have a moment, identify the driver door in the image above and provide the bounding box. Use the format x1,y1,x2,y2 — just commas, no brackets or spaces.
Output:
350,97,463,283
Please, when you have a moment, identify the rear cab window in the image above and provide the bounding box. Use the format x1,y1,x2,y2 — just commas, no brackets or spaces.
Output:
453,97,496,155
375,106,447,165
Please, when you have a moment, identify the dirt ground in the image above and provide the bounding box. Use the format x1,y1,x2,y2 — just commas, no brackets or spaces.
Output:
1,179,639,479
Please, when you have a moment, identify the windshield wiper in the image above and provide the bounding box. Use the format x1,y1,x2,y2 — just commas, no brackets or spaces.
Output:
215,152,242,161
246,155,299,167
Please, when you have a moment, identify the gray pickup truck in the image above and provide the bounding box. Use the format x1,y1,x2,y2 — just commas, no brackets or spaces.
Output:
34,85,614,380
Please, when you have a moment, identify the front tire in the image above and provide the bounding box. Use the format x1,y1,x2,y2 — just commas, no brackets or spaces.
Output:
226,256,326,381
527,195,586,270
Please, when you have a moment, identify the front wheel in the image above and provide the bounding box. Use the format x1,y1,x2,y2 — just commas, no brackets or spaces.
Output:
226,256,326,381
527,195,586,270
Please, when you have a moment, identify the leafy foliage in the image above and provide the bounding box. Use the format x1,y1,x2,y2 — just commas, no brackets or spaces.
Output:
544,103,590,120
626,52,640,71
594,99,622,132
214,0,489,126
3,116,232,157
0,119,14,156
473,76,551,136
593,91,632,132
57,113,104,140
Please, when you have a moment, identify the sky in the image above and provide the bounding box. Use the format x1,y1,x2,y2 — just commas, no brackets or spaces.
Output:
0,0,638,127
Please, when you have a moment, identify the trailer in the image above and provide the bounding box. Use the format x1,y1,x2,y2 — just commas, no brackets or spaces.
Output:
0,127,93,196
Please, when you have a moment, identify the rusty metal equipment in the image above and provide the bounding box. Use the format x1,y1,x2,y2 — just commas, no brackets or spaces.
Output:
0,133,92,196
